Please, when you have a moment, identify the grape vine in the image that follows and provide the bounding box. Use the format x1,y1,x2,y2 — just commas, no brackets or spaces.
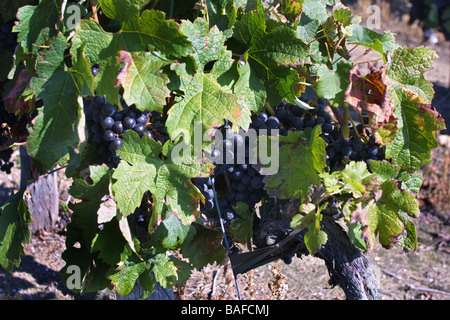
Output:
0,0,446,299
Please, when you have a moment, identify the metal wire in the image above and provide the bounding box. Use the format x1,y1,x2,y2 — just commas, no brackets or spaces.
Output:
211,181,242,300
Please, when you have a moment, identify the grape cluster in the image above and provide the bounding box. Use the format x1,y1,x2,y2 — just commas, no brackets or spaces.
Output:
271,97,333,134
325,124,386,170
269,97,385,170
84,95,153,166
192,176,215,213
0,93,17,175
0,20,17,50
196,121,270,230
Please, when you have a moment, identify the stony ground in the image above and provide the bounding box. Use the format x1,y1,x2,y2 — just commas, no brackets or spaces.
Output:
1,0,449,300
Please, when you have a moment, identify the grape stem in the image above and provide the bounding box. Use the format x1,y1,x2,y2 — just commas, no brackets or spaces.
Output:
90,1,99,24
26,165,68,184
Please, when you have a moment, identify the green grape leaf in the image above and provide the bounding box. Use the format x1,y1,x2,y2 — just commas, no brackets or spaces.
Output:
386,90,446,173
169,255,193,285
98,0,147,27
315,61,353,106
150,253,178,289
179,18,229,72
347,25,397,60
291,203,327,254
264,126,326,201
181,225,227,269
367,181,419,249
138,9,194,57
115,51,173,113
387,46,438,104
347,220,368,252
340,161,378,198
166,18,251,139
296,14,321,43
14,0,60,54
109,252,178,298
230,202,254,247
26,68,82,170
249,25,309,67
234,61,267,113
108,258,147,297
112,131,214,224
398,171,423,194
302,0,329,23
166,72,249,141
0,188,33,272
29,32,67,96
149,211,196,250
67,165,112,249
233,11,309,105
91,218,129,265
71,7,192,109
368,160,401,183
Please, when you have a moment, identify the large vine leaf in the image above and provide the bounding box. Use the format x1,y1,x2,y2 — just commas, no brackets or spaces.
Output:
316,61,353,106
71,5,192,109
166,18,251,140
347,25,397,60
67,165,112,246
112,131,214,224
115,51,173,115
166,72,247,140
148,211,195,250
26,69,82,170
181,225,227,269
14,0,60,54
233,11,309,105
60,165,116,292
0,188,33,272
387,46,438,104
26,33,94,170
385,47,446,172
264,126,326,201
367,181,419,250
291,203,328,254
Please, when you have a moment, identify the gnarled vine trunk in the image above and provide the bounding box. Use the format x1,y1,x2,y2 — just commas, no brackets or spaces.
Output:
232,198,381,300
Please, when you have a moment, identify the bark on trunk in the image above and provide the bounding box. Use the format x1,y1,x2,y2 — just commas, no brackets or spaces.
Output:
20,146,59,234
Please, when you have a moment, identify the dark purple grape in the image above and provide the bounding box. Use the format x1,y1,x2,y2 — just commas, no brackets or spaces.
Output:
113,121,124,134
136,114,148,125
304,118,316,128
250,176,264,189
235,192,246,202
102,103,117,117
93,95,106,105
133,123,145,135
322,122,333,133
103,130,115,142
292,117,303,130
123,116,136,129
101,116,114,129
111,138,123,150
275,107,287,120
91,67,99,76
266,116,279,129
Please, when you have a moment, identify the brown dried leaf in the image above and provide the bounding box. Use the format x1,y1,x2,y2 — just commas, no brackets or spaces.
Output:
345,62,397,144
